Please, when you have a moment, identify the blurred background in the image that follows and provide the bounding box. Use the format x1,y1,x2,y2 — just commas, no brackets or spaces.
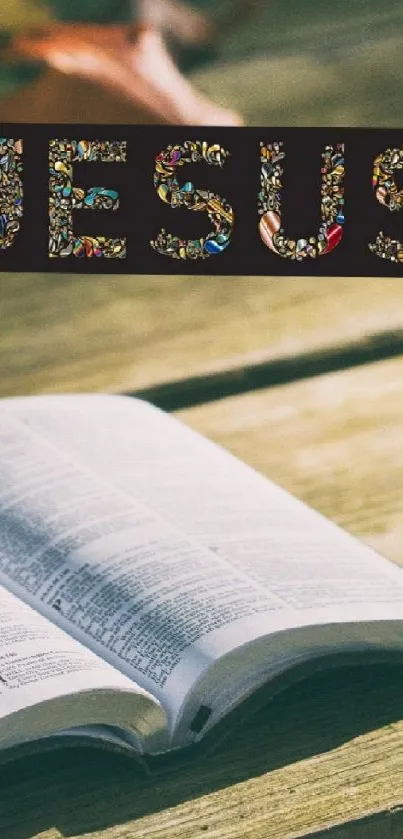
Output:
1,0,403,125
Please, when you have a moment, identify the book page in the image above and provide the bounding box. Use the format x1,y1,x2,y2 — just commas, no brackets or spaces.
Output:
1,396,403,733
0,581,144,722
0,410,293,729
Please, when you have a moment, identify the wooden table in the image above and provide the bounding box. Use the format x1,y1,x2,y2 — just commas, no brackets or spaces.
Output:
1,273,403,839
2,3,403,830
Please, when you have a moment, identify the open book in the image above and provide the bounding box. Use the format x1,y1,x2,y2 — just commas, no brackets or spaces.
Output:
0,393,403,767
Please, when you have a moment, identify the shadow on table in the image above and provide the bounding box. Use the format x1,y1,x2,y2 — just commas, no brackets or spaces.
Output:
310,809,403,839
1,662,403,839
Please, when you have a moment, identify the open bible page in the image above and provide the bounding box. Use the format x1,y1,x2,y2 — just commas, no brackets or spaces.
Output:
0,410,297,734
10,395,403,615
0,582,162,752
2,396,403,745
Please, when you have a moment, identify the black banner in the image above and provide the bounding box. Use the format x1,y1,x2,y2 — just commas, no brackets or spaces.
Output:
1,124,403,276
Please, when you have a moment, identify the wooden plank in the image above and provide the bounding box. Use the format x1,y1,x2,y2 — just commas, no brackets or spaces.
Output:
2,357,403,839
310,810,403,839
2,275,403,397
179,354,403,565
1,665,403,839
134,327,403,411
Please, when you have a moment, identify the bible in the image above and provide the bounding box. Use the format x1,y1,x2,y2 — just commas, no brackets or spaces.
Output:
0,392,402,768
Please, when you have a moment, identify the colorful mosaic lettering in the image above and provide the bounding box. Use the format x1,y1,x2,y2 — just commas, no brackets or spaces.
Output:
258,142,345,259
150,140,233,260
369,147,403,262
49,139,127,259
0,139,23,251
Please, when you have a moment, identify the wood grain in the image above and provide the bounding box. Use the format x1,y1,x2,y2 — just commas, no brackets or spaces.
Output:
1,2,403,835
2,275,403,397
179,355,403,566
2,358,403,838
1,665,403,839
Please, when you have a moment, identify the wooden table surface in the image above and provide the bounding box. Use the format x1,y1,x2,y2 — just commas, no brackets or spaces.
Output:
1,272,403,839
2,3,403,832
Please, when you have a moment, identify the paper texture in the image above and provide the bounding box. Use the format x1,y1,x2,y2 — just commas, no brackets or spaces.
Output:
1,394,403,729
0,582,139,720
